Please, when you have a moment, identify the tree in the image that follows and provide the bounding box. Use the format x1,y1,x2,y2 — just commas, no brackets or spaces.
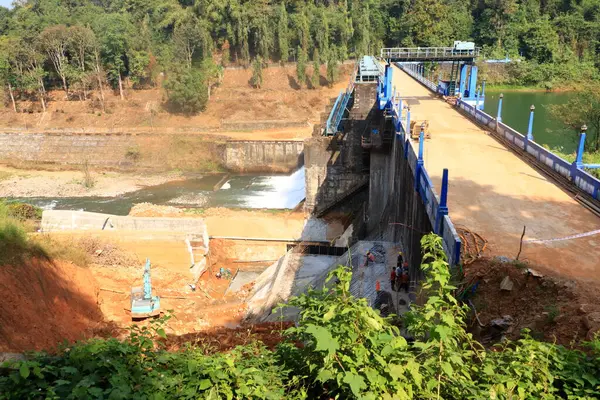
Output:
310,48,320,89
277,3,289,63
39,25,70,94
93,13,133,100
521,16,560,63
163,66,208,115
296,46,307,87
250,56,263,89
549,88,600,151
326,47,339,87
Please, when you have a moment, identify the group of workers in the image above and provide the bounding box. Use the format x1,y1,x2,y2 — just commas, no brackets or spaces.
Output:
391,251,410,293
364,249,410,293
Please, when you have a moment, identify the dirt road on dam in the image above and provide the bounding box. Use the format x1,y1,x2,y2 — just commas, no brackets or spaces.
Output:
392,66,600,282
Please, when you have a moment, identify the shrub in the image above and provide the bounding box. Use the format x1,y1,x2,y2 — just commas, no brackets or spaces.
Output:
163,67,208,115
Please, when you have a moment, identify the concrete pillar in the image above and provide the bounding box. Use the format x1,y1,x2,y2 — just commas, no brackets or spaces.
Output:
482,79,486,98
475,89,480,111
572,124,587,181
436,168,449,234
527,105,535,142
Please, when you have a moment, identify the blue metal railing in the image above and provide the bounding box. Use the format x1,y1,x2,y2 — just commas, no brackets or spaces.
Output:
377,66,462,267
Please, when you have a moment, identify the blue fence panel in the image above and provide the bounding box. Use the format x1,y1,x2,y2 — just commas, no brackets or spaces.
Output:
575,169,600,199
442,215,461,266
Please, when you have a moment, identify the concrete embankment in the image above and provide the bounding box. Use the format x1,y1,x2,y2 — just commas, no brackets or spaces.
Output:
0,132,303,173
41,210,209,280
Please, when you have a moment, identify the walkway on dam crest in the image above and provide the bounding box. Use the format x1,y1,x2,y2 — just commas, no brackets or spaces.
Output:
392,66,600,282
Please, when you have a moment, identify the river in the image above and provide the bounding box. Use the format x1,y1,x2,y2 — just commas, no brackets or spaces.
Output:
483,90,577,152
11,168,306,215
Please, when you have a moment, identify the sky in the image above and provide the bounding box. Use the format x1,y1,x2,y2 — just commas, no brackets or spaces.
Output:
0,0,11,9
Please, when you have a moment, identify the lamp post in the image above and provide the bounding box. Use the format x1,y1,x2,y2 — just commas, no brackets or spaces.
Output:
575,124,588,169
527,105,535,142
496,93,504,123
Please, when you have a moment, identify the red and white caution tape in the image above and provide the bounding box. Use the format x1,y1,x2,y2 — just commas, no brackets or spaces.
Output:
523,228,600,244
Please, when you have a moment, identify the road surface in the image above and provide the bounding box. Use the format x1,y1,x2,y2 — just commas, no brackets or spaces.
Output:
392,66,600,282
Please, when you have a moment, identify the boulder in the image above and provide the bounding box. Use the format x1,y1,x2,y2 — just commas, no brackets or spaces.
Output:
500,276,514,291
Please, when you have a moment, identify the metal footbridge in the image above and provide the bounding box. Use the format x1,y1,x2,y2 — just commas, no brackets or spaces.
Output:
380,47,480,62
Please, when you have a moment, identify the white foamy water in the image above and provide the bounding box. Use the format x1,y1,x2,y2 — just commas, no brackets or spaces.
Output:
221,181,231,190
238,167,305,209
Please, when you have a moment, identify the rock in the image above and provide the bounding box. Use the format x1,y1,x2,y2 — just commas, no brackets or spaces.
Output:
587,327,600,341
500,276,514,291
526,268,543,278
582,312,600,330
563,281,577,291
491,315,514,331
579,304,592,315
495,256,512,264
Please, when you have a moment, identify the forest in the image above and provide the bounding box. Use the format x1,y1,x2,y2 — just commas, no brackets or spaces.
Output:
0,0,598,113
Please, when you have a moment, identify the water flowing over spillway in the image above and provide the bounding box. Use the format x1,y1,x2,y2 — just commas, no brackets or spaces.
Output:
8,168,306,215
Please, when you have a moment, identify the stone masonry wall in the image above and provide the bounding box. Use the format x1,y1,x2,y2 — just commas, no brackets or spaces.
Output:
0,132,303,173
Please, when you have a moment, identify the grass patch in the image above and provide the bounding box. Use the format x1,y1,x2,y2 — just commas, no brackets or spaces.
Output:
0,202,45,265
0,170,12,181
0,201,89,268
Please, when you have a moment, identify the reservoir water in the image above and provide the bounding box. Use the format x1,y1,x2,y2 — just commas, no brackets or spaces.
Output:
9,167,306,215
483,90,577,152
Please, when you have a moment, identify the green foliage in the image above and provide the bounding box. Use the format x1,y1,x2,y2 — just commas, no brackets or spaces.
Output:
163,66,208,115
310,49,320,89
3,233,600,398
251,57,263,89
326,47,339,86
548,88,600,151
296,46,307,87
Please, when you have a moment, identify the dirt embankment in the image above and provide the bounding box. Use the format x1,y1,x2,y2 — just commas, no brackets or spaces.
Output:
0,258,106,352
465,257,600,346
0,64,352,138
0,166,185,198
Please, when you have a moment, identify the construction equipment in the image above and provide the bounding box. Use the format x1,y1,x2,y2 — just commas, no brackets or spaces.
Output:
130,259,161,319
410,120,430,140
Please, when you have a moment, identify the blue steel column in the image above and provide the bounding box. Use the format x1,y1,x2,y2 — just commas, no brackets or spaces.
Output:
526,105,535,141
435,169,449,234
575,124,587,168
468,65,478,99
459,64,468,97
404,106,411,159
496,93,503,123
571,124,587,181
415,127,424,192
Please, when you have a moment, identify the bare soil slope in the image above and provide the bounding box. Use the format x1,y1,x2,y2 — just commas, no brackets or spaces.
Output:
0,65,352,139
0,259,105,352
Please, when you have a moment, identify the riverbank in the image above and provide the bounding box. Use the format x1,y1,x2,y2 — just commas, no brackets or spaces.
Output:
0,166,185,198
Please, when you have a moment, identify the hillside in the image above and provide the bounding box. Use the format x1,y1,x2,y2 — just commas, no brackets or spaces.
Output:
0,64,352,138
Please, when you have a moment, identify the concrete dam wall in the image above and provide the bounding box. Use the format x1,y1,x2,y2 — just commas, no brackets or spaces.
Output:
0,132,303,173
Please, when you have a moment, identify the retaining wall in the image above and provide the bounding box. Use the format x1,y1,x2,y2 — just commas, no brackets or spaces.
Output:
224,140,304,172
42,210,208,248
0,132,304,173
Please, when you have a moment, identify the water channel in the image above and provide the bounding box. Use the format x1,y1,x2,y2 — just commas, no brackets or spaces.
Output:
483,90,577,152
9,168,306,215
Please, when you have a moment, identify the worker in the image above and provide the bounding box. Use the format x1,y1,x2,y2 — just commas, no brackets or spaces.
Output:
399,262,410,293
390,268,397,291
397,251,404,267
364,251,375,267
